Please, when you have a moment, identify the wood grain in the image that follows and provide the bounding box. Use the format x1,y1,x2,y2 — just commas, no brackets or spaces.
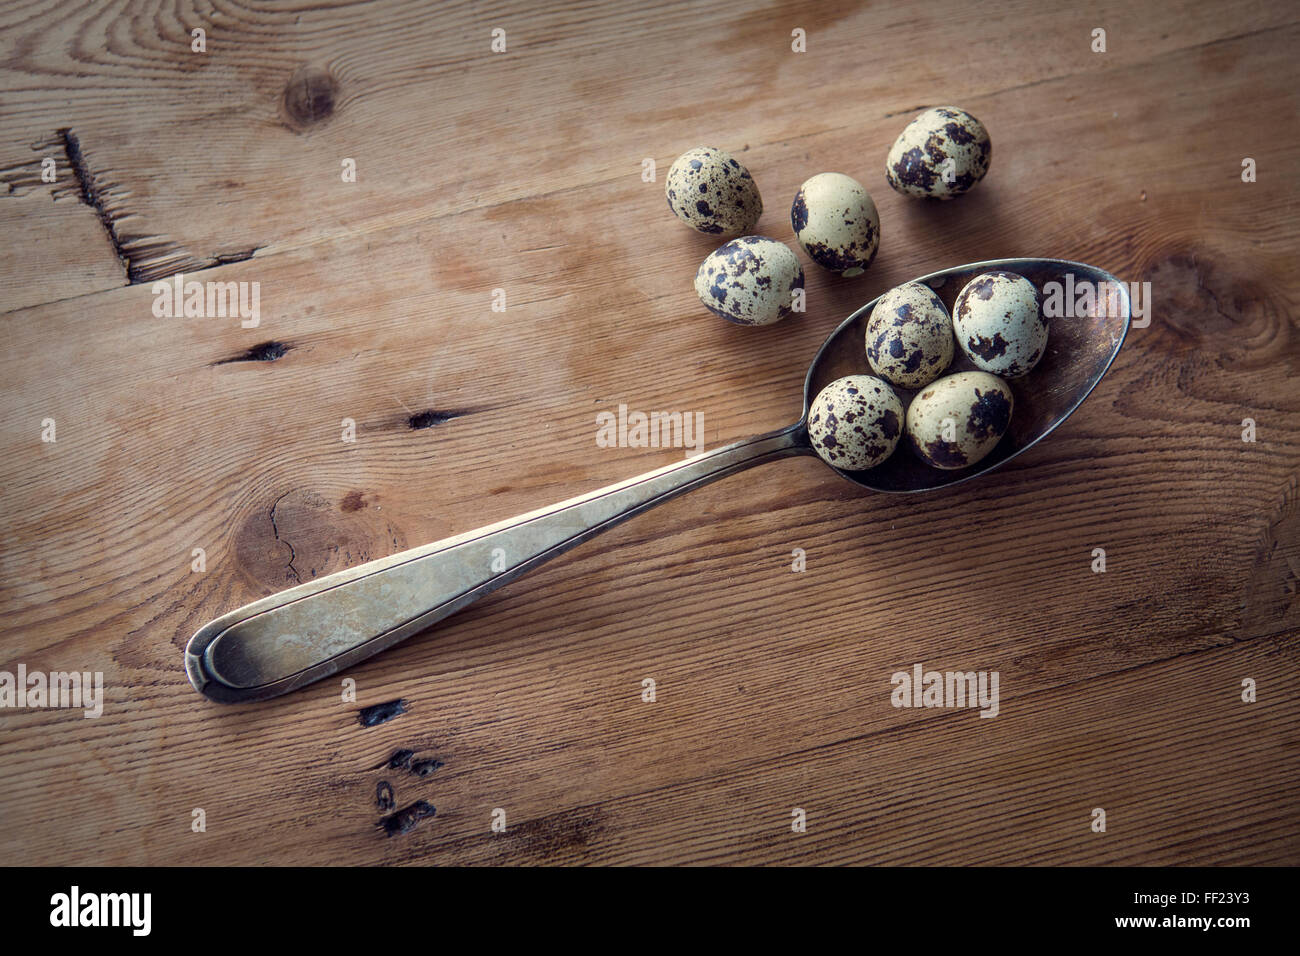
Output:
0,0,1297,865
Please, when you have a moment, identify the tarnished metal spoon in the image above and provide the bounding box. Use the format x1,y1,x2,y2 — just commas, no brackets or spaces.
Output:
186,257,1131,703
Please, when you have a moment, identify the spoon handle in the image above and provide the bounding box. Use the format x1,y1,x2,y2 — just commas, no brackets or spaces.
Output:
186,422,809,702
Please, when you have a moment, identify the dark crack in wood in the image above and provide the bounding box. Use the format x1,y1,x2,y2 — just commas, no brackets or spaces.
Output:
54,128,262,284
268,491,302,584
378,800,435,837
213,341,290,365
59,128,128,273
358,699,408,727
408,409,465,429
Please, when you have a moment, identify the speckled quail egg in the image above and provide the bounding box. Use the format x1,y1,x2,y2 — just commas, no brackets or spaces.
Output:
906,371,1013,470
665,146,762,235
808,374,904,471
885,106,991,200
790,172,880,276
865,281,955,389
695,236,804,326
952,271,1047,377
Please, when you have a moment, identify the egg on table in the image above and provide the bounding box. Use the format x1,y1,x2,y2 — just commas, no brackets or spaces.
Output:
665,146,762,235
885,106,991,200
790,172,880,277
808,374,904,470
865,281,955,389
952,271,1048,377
694,236,804,326
906,371,1013,470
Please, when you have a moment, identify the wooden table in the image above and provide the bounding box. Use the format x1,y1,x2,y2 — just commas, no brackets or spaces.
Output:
1,0,1296,866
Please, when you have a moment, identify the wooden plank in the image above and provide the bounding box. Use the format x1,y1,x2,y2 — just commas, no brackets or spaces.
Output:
0,0,1293,295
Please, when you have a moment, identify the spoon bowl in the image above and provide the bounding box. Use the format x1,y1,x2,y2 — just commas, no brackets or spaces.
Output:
186,257,1131,703
803,257,1131,491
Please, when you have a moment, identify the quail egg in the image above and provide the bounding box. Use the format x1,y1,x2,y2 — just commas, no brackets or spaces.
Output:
808,374,904,471
885,107,991,200
865,281,955,389
906,371,1013,470
790,172,880,276
952,272,1047,377
694,236,803,326
665,146,762,235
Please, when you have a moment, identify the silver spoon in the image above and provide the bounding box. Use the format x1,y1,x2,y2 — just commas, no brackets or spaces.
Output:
186,257,1131,703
